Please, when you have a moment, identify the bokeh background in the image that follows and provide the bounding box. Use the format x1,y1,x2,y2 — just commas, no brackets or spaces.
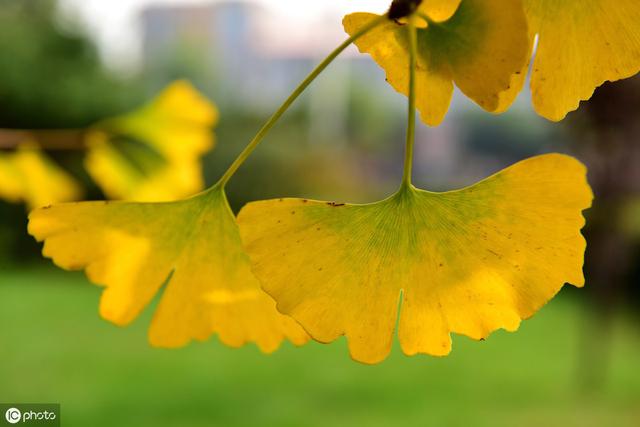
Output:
1,0,639,426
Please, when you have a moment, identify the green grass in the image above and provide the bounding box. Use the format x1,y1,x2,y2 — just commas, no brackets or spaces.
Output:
1,267,639,427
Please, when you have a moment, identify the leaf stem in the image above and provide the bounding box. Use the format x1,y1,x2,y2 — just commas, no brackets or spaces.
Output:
216,14,387,188
401,17,418,189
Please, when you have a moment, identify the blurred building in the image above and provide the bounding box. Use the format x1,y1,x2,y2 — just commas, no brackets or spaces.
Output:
141,2,400,138
142,2,258,104
140,0,546,188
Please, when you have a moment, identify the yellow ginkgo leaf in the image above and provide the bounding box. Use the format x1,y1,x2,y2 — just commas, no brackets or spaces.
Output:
238,154,592,364
86,80,218,201
343,0,530,126
418,0,461,22
0,142,82,209
85,131,204,202
28,187,309,352
493,39,534,114
110,79,218,162
0,152,23,203
522,0,640,121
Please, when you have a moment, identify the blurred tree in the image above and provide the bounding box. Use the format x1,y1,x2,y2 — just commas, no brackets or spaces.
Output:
0,0,145,264
0,0,143,128
568,75,640,389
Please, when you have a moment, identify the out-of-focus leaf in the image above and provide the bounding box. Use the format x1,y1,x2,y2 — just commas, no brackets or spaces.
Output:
0,152,23,203
620,198,640,239
86,80,218,201
0,142,82,209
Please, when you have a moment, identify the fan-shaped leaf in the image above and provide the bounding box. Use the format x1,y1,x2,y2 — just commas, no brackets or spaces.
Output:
239,154,592,363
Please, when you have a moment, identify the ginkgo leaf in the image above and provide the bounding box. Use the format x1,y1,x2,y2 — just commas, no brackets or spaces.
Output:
0,152,23,203
85,80,218,201
343,0,530,126
238,154,592,364
493,40,534,114
107,79,218,162
85,131,203,203
0,142,82,209
418,0,461,22
521,0,640,121
28,187,309,352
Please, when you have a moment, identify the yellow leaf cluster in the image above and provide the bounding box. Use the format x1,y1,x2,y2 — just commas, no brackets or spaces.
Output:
345,0,640,122
25,2,613,363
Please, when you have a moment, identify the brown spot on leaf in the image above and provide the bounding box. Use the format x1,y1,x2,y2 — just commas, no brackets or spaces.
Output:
486,249,502,258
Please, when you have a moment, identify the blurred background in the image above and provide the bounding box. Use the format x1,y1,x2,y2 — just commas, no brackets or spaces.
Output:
0,0,638,426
